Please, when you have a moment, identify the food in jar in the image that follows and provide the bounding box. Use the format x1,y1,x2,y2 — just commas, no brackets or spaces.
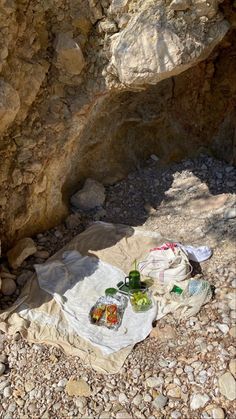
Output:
130,291,152,312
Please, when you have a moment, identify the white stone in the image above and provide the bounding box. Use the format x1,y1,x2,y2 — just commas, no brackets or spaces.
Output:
3,386,12,398
146,376,163,388
218,372,236,401
152,394,168,409
132,394,143,406
216,323,229,334
119,393,128,404
190,393,210,410
110,4,229,89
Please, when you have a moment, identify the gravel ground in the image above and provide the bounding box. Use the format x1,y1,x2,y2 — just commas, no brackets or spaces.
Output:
0,154,236,418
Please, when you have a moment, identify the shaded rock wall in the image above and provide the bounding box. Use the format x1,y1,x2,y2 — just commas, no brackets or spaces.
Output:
0,0,235,246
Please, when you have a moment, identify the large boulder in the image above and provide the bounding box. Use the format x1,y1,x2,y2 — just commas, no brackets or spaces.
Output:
110,2,229,89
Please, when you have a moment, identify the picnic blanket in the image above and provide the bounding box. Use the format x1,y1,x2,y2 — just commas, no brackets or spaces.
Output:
0,222,165,373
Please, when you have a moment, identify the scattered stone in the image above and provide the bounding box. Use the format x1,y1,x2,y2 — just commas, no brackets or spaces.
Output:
166,384,181,399
33,250,50,259
216,323,229,334
3,386,12,398
170,0,191,11
150,325,177,341
1,278,16,296
0,363,6,376
150,154,159,161
25,382,35,392
205,405,225,419
132,394,143,406
66,378,91,397
190,393,210,410
65,213,81,229
229,359,236,378
116,410,132,419
146,376,163,388
7,238,37,269
70,179,105,211
224,207,236,219
152,394,168,410
119,393,128,404
229,326,236,338
218,372,236,401
75,396,87,409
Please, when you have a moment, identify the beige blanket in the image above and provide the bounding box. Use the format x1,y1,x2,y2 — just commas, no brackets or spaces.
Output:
0,222,164,373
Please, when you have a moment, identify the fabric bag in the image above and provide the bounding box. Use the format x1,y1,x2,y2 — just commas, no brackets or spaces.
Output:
138,243,192,285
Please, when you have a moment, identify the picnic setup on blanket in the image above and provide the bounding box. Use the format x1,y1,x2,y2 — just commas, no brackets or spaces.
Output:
0,222,213,373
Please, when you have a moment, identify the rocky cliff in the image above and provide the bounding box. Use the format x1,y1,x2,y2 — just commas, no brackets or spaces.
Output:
0,0,235,246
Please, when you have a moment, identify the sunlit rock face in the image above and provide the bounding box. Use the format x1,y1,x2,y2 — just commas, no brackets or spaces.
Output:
0,0,235,246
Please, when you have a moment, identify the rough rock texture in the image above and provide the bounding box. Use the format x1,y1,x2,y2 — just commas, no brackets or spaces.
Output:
0,0,235,246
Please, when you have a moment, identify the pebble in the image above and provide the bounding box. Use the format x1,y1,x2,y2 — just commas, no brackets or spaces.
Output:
152,394,168,409
1,278,17,296
0,354,7,364
0,363,6,376
144,394,152,402
218,372,236,401
132,394,143,406
66,378,91,397
3,386,12,398
190,393,209,410
119,393,128,404
116,410,132,419
205,405,225,419
216,324,229,334
146,376,163,388
75,396,87,409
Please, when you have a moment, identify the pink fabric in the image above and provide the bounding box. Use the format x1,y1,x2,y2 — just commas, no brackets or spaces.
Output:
150,242,177,252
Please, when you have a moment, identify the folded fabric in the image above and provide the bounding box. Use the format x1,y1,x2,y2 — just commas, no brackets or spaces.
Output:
177,244,212,262
35,250,157,355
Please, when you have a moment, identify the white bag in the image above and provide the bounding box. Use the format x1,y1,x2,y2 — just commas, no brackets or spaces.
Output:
139,244,192,285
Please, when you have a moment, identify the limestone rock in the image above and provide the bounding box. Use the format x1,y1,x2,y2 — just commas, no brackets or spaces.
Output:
190,393,210,410
0,80,20,134
66,378,91,397
71,179,106,210
110,4,229,88
1,278,16,296
55,33,85,75
170,0,191,11
218,372,236,401
7,238,37,269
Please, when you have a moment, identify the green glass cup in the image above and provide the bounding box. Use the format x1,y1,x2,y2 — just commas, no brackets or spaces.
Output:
125,270,141,289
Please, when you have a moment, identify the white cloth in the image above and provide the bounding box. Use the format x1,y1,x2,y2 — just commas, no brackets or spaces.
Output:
178,244,212,262
35,251,157,355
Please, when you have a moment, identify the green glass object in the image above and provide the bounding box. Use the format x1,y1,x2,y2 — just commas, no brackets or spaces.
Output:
125,270,141,289
171,285,183,295
105,287,117,296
